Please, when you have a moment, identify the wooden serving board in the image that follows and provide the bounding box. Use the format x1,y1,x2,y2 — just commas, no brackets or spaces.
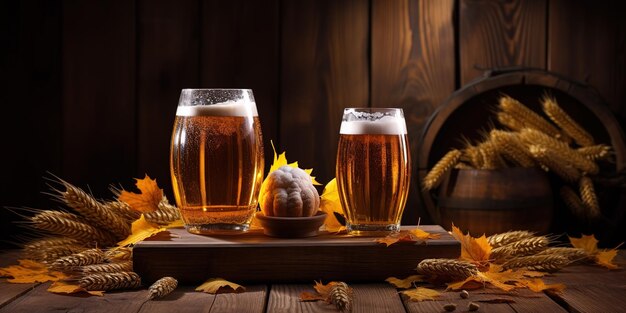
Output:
133,225,460,284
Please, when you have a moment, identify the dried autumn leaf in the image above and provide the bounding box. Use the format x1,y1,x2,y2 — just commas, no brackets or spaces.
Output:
569,234,599,255
401,287,441,302
319,178,345,232
411,228,441,240
117,215,166,246
268,141,321,185
300,291,326,301
447,264,526,292
596,249,619,269
375,227,441,247
48,281,104,296
385,275,425,289
118,175,164,213
0,259,67,284
196,278,245,294
451,224,491,263
517,279,565,293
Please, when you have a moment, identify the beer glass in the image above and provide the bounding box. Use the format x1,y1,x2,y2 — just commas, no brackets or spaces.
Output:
336,108,410,235
170,89,264,234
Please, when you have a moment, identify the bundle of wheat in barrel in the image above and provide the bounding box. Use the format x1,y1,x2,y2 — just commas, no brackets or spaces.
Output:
21,178,180,291
423,94,613,227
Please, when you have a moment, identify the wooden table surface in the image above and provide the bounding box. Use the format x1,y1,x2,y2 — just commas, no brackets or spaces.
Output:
1,250,624,313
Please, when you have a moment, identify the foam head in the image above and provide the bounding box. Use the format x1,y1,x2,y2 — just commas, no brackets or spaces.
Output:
177,89,258,117
339,109,407,135
176,100,258,117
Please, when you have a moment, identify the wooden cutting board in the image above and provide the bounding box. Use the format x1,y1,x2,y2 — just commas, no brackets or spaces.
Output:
133,225,459,284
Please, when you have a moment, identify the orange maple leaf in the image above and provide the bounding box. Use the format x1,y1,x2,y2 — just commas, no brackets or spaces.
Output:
118,174,163,213
448,265,560,293
401,287,441,302
516,279,565,293
596,249,619,270
48,281,104,296
569,234,622,269
0,259,67,284
385,275,425,289
299,281,348,303
375,227,441,247
450,224,491,263
117,215,182,246
196,278,245,294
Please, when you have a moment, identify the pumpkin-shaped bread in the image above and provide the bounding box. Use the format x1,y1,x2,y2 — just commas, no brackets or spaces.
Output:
259,165,320,217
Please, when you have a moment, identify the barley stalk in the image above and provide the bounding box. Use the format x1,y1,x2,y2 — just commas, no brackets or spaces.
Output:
30,211,118,246
62,182,131,240
79,261,133,275
149,277,178,300
579,176,601,217
51,248,104,270
542,96,594,146
490,130,536,167
423,149,462,190
104,247,133,262
560,186,588,220
502,255,570,272
416,259,478,281
104,201,141,222
487,231,535,248
536,247,590,262
79,271,141,291
577,145,611,161
499,96,567,141
330,282,353,313
529,145,581,183
490,236,549,262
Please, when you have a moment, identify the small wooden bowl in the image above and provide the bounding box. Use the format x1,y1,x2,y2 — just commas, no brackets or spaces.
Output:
255,211,327,238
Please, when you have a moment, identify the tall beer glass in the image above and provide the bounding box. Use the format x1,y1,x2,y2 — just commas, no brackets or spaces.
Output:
170,89,264,234
336,108,410,235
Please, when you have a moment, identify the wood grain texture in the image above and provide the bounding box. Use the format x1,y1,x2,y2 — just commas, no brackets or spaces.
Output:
62,0,136,197
0,0,62,247
0,251,38,309
133,226,459,284
548,0,626,122
460,0,547,84
138,286,215,313
137,0,200,198
280,0,369,185
268,284,406,313
201,0,279,171
371,0,455,225
211,285,267,313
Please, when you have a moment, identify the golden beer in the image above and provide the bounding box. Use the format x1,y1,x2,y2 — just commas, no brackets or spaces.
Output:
170,89,264,234
336,108,410,235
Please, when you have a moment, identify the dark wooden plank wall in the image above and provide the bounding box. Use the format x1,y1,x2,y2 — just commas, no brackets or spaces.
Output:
2,0,625,247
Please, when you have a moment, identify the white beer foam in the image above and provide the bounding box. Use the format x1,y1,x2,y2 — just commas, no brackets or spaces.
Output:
340,116,407,135
176,100,258,117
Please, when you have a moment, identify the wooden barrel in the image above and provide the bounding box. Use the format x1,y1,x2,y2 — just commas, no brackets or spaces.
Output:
438,167,553,236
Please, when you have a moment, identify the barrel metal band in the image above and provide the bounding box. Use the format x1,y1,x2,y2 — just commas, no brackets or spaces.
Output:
437,195,552,210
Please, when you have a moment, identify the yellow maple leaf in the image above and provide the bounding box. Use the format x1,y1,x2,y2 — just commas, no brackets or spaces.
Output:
0,259,67,284
385,275,425,289
117,215,166,246
375,227,441,247
118,174,164,213
451,224,491,263
268,141,320,185
411,228,441,240
196,278,245,294
569,234,599,255
401,287,441,302
48,281,104,296
319,178,345,232
517,279,565,293
447,264,526,292
596,249,619,270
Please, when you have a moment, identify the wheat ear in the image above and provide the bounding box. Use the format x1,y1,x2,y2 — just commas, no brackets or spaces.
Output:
79,261,133,275
579,176,601,217
542,96,594,146
149,277,178,300
487,231,535,248
536,247,590,263
62,182,131,240
30,211,118,246
51,248,104,270
502,255,570,272
416,259,478,281
31,244,87,263
497,112,525,131
577,145,611,161
463,145,484,169
104,201,141,222
79,271,141,291
145,197,181,225
499,95,567,141
528,145,581,183
560,186,588,220
104,247,133,262
490,236,549,262
489,130,536,167
477,140,506,169
329,282,353,312
423,149,462,190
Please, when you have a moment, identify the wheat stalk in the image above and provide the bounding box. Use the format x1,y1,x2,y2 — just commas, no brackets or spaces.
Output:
528,145,581,183
145,197,181,225
477,140,506,169
30,211,118,246
329,282,353,313
536,247,590,262
560,186,588,220
104,247,133,262
487,231,535,248
490,236,549,262
502,255,570,272
51,248,104,270
577,145,611,161
23,237,79,252
61,182,131,240
490,130,536,167
78,261,133,275
104,201,141,222
579,176,601,217
32,244,87,263
148,277,178,300
423,149,462,190
463,145,484,169
79,271,141,291
497,112,525,132
416,259,479,280
542,96,594,146
499,95,567,141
